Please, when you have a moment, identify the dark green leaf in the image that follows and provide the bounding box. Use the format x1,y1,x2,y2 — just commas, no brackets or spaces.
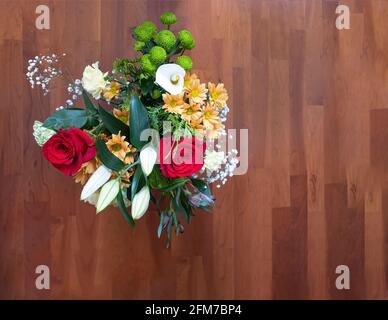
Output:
116,190,135,228
98,104,130,138
95,139,125,172
149,166,170,189
156,178,188,193
173,188,190,223
130,93,150,149
191,178,212,197
167,39,182,59
82,90,97,114
43,109,88,130
131,166,145,201
157,212,165,238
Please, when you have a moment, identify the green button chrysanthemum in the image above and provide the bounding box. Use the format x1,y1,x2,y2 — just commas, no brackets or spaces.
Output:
149,46,167,65
134,41,145,52
176,55,193,71
155,30,176,52
160,11,177,25
178,30,195,50
133,21,157,42
140,54,157,74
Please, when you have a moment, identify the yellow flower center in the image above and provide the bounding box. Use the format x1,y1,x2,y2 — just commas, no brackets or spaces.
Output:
204,111,212,119
171,100,177,107
212,92,218,99
191,89,199,97
112,144,122,152
170,74,180,85
186,108,193,115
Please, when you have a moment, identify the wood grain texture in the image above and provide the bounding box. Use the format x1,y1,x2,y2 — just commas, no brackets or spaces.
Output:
1,0,388,299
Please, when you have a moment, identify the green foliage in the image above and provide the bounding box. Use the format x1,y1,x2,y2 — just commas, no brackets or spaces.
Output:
131,166,146,201
149,166,169,189
173,188,190,223
113,58,140,80
160,12,177,25
176,55,193,71
156,179,188,193
98,104,130,138
155,30,176,52
149,46,167,65
95,139,126,172
43,109,96,130
116,190,135,227
178,30,195,49
147,105,195,139
129,93,150,149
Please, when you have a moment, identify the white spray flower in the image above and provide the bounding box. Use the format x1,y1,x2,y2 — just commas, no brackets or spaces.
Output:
204,150,225,173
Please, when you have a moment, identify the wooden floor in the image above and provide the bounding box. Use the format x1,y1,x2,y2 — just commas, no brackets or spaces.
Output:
1,0,388,299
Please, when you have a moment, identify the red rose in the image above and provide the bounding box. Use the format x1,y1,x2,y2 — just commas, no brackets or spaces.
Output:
42,128,96,176
159,136,206,178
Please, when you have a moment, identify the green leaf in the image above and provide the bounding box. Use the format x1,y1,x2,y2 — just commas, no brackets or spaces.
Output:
157,212,165,238
82,90,97,114
149,166,170,189
173,188,190,223
156,178,188,193
131,166,145,201
130,93,150,149
96,139,125,172
116,190,135,228
191,178,212,196
98,104,130,138
167,39,182,59
43,109,88,130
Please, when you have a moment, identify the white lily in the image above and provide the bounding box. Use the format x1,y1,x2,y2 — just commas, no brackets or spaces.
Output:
140,144,158,176
155,64,185,95
131,186,150,220
80,165,112,200
96,180,120,213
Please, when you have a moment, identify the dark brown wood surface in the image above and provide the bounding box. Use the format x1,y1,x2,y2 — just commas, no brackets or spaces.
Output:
1,0,388,299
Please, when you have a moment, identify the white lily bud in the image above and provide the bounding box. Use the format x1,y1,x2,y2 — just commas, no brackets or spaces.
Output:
96,180,120,213
131,186,150,220
80,165,112,200
140,144,157,176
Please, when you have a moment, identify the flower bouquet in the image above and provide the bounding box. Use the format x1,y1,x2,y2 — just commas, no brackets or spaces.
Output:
29,12,239,243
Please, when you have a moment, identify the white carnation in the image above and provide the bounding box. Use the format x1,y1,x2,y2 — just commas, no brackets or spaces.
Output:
81,62,108,99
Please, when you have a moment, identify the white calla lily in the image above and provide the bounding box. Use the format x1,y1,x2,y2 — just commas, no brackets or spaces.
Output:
96,180,120,213
80,165,112,200
131,186,150,220
140,144,158,176
155,64,185,95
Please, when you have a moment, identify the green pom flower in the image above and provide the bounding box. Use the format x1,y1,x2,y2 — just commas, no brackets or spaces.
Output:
149,46,167,65
133,21,157,42
160,12,177,25
134,41,145,51
155,30,176,52
176,55,193,71
178,30,195,50
140,54,157,74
